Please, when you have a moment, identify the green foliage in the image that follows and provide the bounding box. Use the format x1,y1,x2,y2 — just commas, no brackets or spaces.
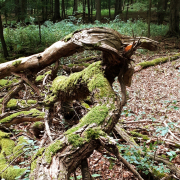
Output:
1,18,168,56
118,143,170,176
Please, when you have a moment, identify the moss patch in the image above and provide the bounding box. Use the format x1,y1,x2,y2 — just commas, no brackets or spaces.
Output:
130,131,149,140
0,108,45,124
13,136,29,159
137,53,180,68
66,105,108,135
0,165,26,180
63,33,73,42
44,140,63,164
12,60,21,67
35,75,45,82
68,134,85,148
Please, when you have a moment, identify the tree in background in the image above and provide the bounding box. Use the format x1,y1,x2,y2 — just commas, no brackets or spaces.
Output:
0,2,8,58
96,0,101,21
54,0,61,21
114,0,122,19
167,0,180,36
73,0,78,15
157,0,168,25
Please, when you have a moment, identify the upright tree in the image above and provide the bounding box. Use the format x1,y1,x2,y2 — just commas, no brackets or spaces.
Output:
0,12,8,58
114,0,122,18
96,0,101,21
148,0,152,37
167,0,180,36
54,0,61,21
73,0,78,15
157,0,168,25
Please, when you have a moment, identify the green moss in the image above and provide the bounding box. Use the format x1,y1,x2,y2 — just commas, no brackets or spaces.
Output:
5,99,37,110
45,70,52,75
85,127,105,140
32,121,44,129
81,101,91,109
138,53,180,68
32,147,45,161
76,56,97,63
0,130,11,139
50,61,115,102
35,75,45,82
0,108,45,124
152,169,167,179
13,136,29,158
31,159,37,173
0,79,12,87
66,105,108,135
161,154,167,159
0,164,26,180
63,33,73,42
130,131,149,140
0,138,15,157
12,60,21,67
44,140,63,164
68,134,85,148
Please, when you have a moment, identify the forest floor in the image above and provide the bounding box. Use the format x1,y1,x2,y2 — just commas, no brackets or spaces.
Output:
71,37,180,180
3,36,180,180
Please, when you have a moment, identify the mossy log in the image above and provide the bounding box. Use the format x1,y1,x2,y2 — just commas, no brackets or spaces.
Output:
0,27,164,180
135,53,180,72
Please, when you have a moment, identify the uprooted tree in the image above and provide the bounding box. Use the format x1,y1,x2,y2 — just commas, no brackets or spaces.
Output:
0,27,180,180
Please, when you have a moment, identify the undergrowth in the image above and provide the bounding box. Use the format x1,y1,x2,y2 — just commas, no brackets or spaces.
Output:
1,18,168,61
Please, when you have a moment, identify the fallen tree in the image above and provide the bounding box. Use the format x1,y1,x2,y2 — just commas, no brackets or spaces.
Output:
0,27,179,180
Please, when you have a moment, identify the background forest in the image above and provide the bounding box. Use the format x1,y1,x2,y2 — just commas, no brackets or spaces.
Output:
0,0,180,180
0,0,179,60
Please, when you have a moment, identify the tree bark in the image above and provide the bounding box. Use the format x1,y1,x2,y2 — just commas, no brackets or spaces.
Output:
0,13,8,58
54,0,61,21
157,0,168,25
148,0,152,37
73,0,78,15
167,0,180,36
96,0,101,21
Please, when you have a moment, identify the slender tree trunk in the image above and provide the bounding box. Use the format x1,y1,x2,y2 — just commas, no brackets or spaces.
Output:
20,0,27,22
87,0,90,22
125,0,129,22
0,13,8,58
61,0,65,19
157,0,168,25
108,0,111,19
54,0,61,21
90,0,93,22
73,0,78,15
168,0,180,36
83,0,86,23
96,0,101,21
114,0,122,18
148,0,152,37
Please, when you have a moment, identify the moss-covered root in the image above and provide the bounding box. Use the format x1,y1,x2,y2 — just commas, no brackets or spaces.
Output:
135,53,180,72
0,131,26,180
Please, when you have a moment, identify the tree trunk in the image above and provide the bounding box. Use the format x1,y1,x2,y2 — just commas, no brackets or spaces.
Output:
114,0,122,18
54,0,61,21
167,0,180,36
157,0,168,25
108,0,111,19
15,0,20,22
73,0,78,15
20,0,27,23
0,13,8,58
61,0,65,19
148,0,152,37
87,0,91,22
96,0,101,21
